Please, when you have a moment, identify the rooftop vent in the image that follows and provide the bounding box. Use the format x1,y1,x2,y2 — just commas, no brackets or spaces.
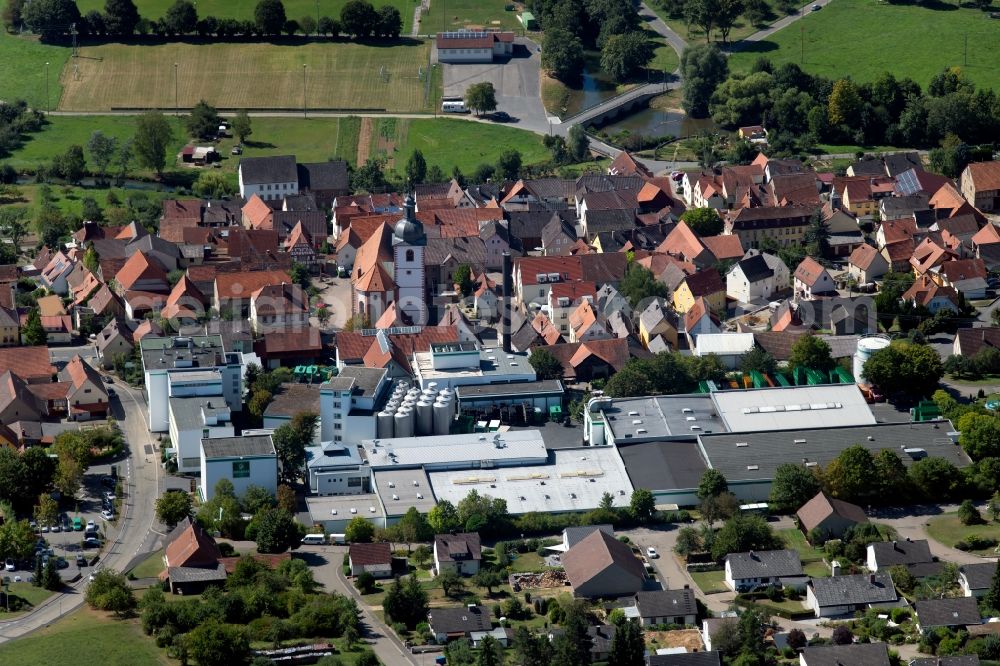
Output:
388,482,395,488
631,419,642,425
369,507,376,513
747,464,759,470
413,480,419,486
682,408,693,413
416,493,423,499
350,508,357,514
392,494,399,501
793,438,807,444
736,442,749,448
628,411,639,416
331,509,338,515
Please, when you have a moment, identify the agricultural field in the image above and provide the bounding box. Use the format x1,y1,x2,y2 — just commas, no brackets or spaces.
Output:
727,0,1000,91
74,0,418,33
58,40,436,112
0,32,71,110
420,0,526,34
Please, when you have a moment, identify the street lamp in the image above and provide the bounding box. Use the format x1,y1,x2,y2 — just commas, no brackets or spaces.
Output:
302,64,308,119
173,63,178,115
45,61,50,112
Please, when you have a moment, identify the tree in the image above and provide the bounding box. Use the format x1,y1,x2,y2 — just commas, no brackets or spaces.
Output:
85,569,136,617
512,625,552,665
715,0,745,42
551,598,593,666
711,514,782,560
959,499,983,526
428,500,460,533
56,145,86,184
155,490,192,527
133,112,173,176
404,149,427,186
374,4,401,37
475,634,503,666
541,27,585,82
277,483,297,513
163,0,197,34
186,99,221,141
2,0,25,29
231,109,253,145
345,515,375,543
528,348,563,380
600,32,654,81
680,208,723,236
567,125,590,162
960,414,1000,460
0,519,35,561
185,620,250,666
340,0,377,37
255,0,286,34
34,494,58,529
909,456,962,501
396,505,432,543
103,0,138,35
465,82,498,116
804,210,831,259
862,341,943,399
87,131,118,182
271,411,318,482
681,44,728,118
828,78,862,127
23,0,80,41
608,615,644,666
446,638,476,665
22,310,47,346
249,507,301,553
242,485,276,514
351,158,388,193
629,488,656,523
383,575,428,628
619,263,668,309
495,149,522,181
452,263,473,297
831,625,854,645
740,346,778,376
193,170,236,198
788,334,835,371
473,568,503,596
317,15,339,35
824,445,877,501
697,468,728,501
439,569,465,598
769,463,820,511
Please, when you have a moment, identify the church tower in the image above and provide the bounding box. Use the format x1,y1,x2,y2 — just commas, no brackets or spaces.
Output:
392,194,427,324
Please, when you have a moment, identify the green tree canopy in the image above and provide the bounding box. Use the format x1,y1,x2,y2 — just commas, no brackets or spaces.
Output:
345,515,375,543
103,0,138,35
541,27,585,82
697,468,728,501
529,347,564,380
862,340,943,399
271,411,318,483
85,569,136,617
404,149,427,186
465,82,498,116
247,507,302,553
254,0,287,34
133,111,173,176
768,463,820,511
155,490,192,527
788,334,835,371
711,514,782,561
824,445,876,502
681,43,729,118
600,31,654,81
619,263,668,309
680,208,723,236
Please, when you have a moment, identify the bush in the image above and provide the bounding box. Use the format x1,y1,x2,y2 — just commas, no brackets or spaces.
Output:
218,542,236,557
355,571,377,594
959,499,984,525
890,608,910,624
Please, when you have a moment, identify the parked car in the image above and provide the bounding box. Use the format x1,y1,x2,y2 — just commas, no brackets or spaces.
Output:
811,3,821,8
83,537,101,549
56,557,68,570
100,476,116,488
4,559,14,571
51,523,61,533
646,547,659,559
41,524,49,533
76,554,86,567
101,510,115,521
72,517,83,531
670,171,683,182
103,376,113,383
489,111,512,123
107,388,116,397
86,520,96,532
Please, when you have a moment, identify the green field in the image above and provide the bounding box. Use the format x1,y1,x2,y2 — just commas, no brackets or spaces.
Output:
650,0,791,45
926,512,1000,555
0,32,71,110
128,549,166,579
59,40,435,112
420,0,525,34
0,583,56,617
0,607,169,666
728,0,1000,90
395,118,548,174
74,0,418,33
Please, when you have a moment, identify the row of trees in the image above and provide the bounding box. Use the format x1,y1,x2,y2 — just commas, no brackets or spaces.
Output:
9,0,402,42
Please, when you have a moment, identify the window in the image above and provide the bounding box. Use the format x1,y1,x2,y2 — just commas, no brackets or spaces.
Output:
348,477,362,487
232,461,250,478
405,249,414,262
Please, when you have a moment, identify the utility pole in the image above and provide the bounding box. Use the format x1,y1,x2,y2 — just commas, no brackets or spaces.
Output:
302,64,308,118
174,63,179,115
45,61,50,112
70,23,77,58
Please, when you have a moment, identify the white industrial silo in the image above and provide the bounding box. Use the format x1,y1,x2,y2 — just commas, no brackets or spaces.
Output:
854,336,891,385
416,400,433,435
433,399,451,435
377,411,395,438
394,408,414,438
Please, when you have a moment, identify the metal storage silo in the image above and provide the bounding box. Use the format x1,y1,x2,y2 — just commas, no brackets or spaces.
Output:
433,399,451,435
416,400,433,435
394,408,414,438
854,336,891,385
377,411,395,438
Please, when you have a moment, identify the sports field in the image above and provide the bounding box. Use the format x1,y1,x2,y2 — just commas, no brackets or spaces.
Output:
728,0,1000,90
420,0,525,34
74,0,417,33
0,32,71,109
58,40,435,112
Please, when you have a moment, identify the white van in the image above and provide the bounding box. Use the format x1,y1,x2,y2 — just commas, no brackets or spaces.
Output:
442,100,469,114
301,533,327,545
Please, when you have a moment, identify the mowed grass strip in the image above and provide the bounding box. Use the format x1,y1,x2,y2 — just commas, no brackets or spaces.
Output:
395,118,549,174
74,0,417,33
728,0,1000,90
420,0,525,33
0,32,71,109
59,40,433,112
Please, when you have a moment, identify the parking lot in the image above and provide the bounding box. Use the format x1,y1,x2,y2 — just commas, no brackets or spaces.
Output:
440,38,549,133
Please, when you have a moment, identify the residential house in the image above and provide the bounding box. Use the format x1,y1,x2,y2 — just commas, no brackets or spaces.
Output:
684,297,721,344
214,269,292,317
647,653,723,666
61,355,108,421
284,221,317,266
34,315,74,344
959,562,998,598
936,258,988,299
480,221,522,270
724,549,805,592
796,491,868,541
348,542,393,578
806,572,901,617
674,269,725,315
249,283,309,334
902,276,960,314
629,589,698,627
794,257,835,300
866,538,938,576
726,254,777,304
972,223,1000,270
238,155,299,201
95,318,135,369
427,605,493,643
723,206,814,250
638,299,679,350
659,222,717,268
0,306,18,346
960,161,1000,212
160,518,226,594
161,276,208,329
297,160,349,207
562,529,647,598
953,327,1000,357
847,244,889,284
702,617,737,652
569,300,610,343
39,250,78,294
914,597,981,633
543,338,635,382
800,643,891,666
608,151,652,178
595,283,632,321
542,216,579,256
434,533,482,576
0,370,45,423
910,657,981,666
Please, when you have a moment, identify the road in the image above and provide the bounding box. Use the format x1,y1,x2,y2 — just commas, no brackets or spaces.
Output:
732,0,837,48
639,2,688,63
0,358,162,643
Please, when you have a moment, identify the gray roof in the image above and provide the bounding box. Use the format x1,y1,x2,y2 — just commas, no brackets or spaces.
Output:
915,596,981,628
336,366,386,398
618,440,708,493
634,588,697,618
170,395,228,430
697,421,969,483
264,383,321,419
647,653,722,666
127,234,182,260
298,161,348,191
167,563,228,584
306,441,363,470
372,468,437,516
800,643,890,666
201,435,276,459
910,657,981,666
509,210,575,240
595,394,726,442
272,210,328,239
240,155,298,185
424,236,487,269
869,539,933,567
883,152,923,177
140,335,227,371
564,525,613,549
455,379,564,400
735,254,774,283
427,605,493,635
961,562,998,590
586,208,637,236
809,572,898,607
726,549,803,580
542,216,577,247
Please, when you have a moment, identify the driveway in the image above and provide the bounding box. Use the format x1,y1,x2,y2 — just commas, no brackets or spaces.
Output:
440,38,550,134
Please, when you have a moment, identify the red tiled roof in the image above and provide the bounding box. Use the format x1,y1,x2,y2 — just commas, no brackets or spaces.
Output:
164,521,221,569
701,234,744,261
215,270,292,301
683,268,725,297
965,161,1000,191
115,251,168,291
848,244,881,271
794,257,828,287
349,542,392,566
0,346,57,382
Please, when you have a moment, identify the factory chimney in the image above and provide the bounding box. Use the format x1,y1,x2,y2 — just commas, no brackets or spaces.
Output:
501,251,513,353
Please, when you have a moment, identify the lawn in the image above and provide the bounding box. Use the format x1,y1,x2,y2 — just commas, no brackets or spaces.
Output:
926,512,1000,555
393,118,549,175
8,183,175,218
128,548,166,579
690,569,728,594
649,0,791,45
420,0,525,34
74,0,418,33
0,583,56,617
59,39,435,112
0,607,169,666
780,528,826,564
0,32,71,110
727,0,1000,91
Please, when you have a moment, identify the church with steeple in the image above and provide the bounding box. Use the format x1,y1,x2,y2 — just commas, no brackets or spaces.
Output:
392,194,427,325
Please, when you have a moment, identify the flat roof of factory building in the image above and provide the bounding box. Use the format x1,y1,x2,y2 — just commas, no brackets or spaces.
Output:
361,429,549,469
427,446,634,515
306,494,385,523
710,384,876,432
456,379,564,399
413,347,535,382
593,394,726,442
372,468,437,516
